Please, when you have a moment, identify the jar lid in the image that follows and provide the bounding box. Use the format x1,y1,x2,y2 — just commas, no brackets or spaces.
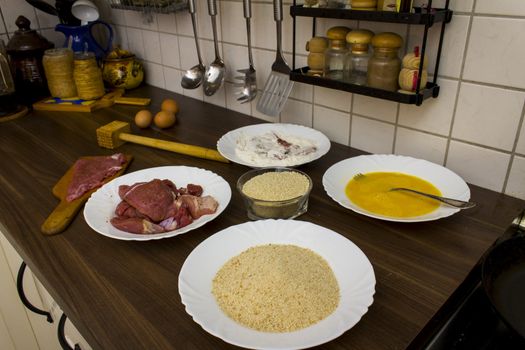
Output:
346,29,374,45
326,26,351,41
306,37,329,52
371,32,403,49
74,52,96,60
6,16,53,53
351,0,377,7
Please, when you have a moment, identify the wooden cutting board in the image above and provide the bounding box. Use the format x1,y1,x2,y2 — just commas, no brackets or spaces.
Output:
41,154,133,235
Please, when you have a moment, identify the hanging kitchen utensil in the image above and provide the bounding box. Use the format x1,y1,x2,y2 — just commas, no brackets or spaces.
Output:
256,0,293,116
181,0,205,89
235,0,256,103
25,0,60,17
71,0,100,25
202,0,225,96
55,0,81,25
481,210,525,341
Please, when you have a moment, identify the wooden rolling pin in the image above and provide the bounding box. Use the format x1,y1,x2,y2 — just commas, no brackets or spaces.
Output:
96,121,229,163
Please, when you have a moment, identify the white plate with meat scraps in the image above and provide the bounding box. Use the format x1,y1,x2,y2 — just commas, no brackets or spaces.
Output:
84,166,231,241
179,219,375,350
322,154,471,222
217,123,331,168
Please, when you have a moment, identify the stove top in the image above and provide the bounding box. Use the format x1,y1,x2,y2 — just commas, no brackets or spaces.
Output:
408,212,525,350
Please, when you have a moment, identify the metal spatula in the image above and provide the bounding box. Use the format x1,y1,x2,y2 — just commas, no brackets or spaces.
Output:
256,0,294,117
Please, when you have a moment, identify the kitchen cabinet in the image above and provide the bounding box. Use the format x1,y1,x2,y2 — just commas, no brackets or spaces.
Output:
290,1,453,105
0,230,90,350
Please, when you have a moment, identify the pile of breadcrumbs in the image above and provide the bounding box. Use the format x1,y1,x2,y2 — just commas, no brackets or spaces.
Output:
212,244,340,332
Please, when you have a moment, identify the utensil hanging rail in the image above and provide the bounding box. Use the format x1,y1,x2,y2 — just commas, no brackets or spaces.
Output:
106,0,187,14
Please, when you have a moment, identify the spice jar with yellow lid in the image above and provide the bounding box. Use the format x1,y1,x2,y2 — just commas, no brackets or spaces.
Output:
306,37,329,77
367,32,403,91
324,26,351,80
343,29,374,85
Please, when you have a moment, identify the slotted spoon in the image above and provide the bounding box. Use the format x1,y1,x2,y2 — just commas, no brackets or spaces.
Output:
255,0,293,116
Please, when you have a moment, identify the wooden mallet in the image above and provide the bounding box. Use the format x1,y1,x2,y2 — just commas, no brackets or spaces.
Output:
96,121,229,163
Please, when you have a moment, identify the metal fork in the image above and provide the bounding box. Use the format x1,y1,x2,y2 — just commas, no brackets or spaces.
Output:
353,173,476,209
235,0,257,103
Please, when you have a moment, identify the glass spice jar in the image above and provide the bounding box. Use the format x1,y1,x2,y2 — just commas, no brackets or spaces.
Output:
343,29,374,85
367,32,403,91
324,26,351,81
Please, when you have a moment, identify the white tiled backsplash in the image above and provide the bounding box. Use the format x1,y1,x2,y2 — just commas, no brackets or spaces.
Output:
1,0,524,199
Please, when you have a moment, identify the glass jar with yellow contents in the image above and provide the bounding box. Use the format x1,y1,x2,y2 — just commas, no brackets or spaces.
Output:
367,32,403,91
324,26,351,80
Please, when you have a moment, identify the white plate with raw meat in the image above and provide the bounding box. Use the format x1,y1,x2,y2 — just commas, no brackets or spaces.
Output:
84,166,231,241
217,123,331,168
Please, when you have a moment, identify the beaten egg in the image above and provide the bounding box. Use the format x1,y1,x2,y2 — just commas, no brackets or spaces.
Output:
345,172,442,218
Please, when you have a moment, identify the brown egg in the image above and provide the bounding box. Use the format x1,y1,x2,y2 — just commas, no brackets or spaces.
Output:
154,110,176,129
134,109,153,128
161,98,179,114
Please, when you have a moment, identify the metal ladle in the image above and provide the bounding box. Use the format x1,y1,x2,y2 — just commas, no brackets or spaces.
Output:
203,0,225,96
181,0,205,89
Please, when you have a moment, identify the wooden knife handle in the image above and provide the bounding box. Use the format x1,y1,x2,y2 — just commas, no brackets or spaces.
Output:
41,199,85,235
119,133,230,163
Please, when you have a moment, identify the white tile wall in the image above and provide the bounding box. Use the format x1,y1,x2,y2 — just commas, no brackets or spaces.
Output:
395,127,447,164
463,16,525,89
506,156,525,199
2,0,525,200
351,116,395,154
447,141,511,192
453,83,524,151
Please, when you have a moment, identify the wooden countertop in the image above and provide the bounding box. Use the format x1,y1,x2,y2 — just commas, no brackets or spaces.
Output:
0,85,523,350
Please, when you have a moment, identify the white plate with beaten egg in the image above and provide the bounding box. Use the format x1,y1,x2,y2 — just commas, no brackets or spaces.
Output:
322,154,471,222
179,219,376,350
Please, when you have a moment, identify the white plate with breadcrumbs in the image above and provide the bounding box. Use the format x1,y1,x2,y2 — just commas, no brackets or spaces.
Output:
322,154,471,223
217,123,331,168
178,219,375,350
83,166,231,241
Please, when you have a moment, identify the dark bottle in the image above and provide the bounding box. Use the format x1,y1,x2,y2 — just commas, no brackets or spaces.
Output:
6,16,54,105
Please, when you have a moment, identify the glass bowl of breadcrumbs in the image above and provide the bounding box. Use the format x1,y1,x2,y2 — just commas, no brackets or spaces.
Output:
237,167,313,220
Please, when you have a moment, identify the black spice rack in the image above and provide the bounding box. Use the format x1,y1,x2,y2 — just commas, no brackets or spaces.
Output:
290,0,453,106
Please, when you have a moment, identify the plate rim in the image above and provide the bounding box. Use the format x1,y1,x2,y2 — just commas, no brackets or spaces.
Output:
217,123,331,168
322,154,471,223
178,219,376,350
83,165,232,241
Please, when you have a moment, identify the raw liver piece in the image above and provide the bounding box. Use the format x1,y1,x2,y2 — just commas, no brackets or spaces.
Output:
66,153,126,202
110,217,164,234
120,179,175,222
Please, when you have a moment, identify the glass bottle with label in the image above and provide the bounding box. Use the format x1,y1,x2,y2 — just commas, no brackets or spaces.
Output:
367,32,403,91
343,29,374,85
324,26,351,80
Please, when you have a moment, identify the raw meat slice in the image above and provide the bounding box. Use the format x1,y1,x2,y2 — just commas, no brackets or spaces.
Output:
121,179,175,222
180,195,219,219
66,153,126,202
110,217,164,234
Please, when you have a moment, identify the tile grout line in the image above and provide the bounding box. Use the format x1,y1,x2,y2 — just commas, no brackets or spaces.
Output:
392,23,411,155
501,99,525,193
443,0,476,168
